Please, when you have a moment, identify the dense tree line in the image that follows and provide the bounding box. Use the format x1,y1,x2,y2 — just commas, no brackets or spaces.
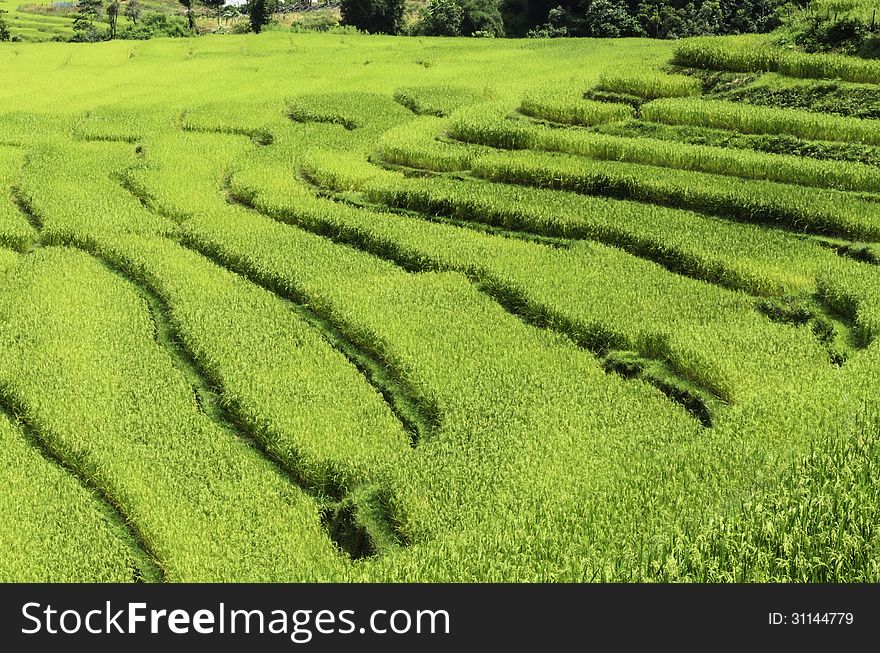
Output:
51,0,880,49
502,0,785,37
341,0,790,37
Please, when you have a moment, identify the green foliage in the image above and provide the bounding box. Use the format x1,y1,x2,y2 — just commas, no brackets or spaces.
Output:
0,9,10,42
178,0,195,31
106,0,118,39
119,12,191,39
71,0,105,41
418,0,464,35
460,0,505,36
123,0,140,24
512,0,783,38
529,0,643,38
341,0,405,33
777,11,875,56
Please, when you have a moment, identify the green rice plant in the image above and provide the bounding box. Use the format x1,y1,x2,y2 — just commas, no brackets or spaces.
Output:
0,247,347,581
361,173,843,297
180,100,285,143
672,36,779,73
448,102,534,150
0,411,147,582
471,149,880,241
0,29,878,582
72,106,178,143
125,131,258,223
718,73,880,121
642,98,880,147
301,147,396,192
659,411,880,582
179,178,771,579
596,70,702,100
0,112,72,147
780,50,880,85
94,231,413,498
0,247,18,276
394,85,486,117
519,89,634,127
226,158,861,585
451,112,880,193
375,117,487,172
17,140,175,246
0,147,37,252
818,263,880,344
674,35,880,84
230,157,835,404
288,92,413,132
594,119,880,167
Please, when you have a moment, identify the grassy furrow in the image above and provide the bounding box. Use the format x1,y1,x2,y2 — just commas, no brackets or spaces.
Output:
360,172,846,297
519,89,633,127
0,247,346,581
595,70,702,100
393,85,486,117
231,159,837,406
673,35,880,83
91,231,414,498
0,146,37,251
17,140,176,245
183,164,861,582
449,105,880,193
642,97,880,147
0,382,153,582
376,117,486,172
594,119,880,167
470,149,880,241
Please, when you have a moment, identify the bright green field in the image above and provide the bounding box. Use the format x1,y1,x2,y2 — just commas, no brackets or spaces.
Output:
1,32,879,583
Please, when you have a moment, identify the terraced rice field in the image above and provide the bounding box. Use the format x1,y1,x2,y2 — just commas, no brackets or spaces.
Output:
0,0,74,42
1,32,879,582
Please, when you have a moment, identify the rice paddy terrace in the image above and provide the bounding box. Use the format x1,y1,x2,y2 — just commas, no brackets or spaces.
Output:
1,32,879,582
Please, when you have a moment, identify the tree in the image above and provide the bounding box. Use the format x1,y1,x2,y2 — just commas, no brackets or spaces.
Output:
460,0,505,35
124,0,141,24
204,0,224,25
0,9,10,42
107,0,120,38
75,0,103,24
248,0,271,32
579,0,642,37
72,0,104,41
419,0,465,35
178,0,196,31
340,0,405,34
